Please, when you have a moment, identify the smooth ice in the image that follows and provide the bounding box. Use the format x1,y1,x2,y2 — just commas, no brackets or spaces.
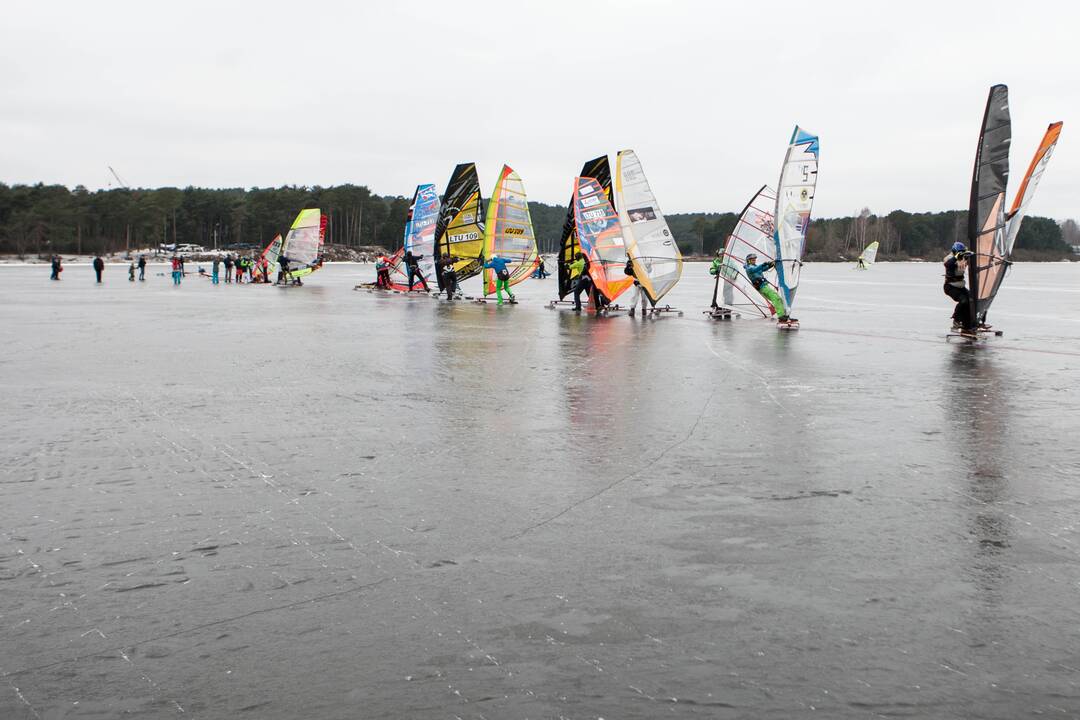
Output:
2,261,1079,719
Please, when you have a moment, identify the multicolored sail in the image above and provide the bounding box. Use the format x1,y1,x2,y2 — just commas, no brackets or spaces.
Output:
616,150,681,303
483,165,539,295
257,234,282,281
967,85,1012,324
773,127,819,313
281,208,324,278
1004,121,1063,254
573,176,633,302
714,185,777,318
558,156,613,299
387,184,440,290
858,241,879,267
434,163,485,288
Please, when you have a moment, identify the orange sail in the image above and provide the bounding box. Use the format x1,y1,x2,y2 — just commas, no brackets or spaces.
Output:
572,176,633,302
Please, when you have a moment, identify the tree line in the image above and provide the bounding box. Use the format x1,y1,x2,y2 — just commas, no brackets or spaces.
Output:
0,182,1073,260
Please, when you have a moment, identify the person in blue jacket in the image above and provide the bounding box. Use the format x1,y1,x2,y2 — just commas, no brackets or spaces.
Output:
483,254,516,305
744,253,791,322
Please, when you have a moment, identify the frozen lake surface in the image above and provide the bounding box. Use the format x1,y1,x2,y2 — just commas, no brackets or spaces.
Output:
2,261,1080,719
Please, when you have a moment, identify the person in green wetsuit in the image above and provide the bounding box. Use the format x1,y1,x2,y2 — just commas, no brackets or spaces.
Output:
483,255,516,304
743,253,791,321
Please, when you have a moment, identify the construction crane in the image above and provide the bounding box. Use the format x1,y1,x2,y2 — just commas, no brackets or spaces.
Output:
107,165,130,190
107,165,136,254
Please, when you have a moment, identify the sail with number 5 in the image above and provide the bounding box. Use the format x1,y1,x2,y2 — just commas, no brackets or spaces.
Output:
434,163,485,289
558,156,612,299
616,149,682,303
773,127,819,314
573,176,633,302
483,165,539,296
281,208,325,278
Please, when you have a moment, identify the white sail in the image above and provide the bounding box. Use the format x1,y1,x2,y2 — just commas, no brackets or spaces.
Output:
1004,122,1063,254
281,208,322,267
773,127,818,313
616,150,682,302
859,241,879,266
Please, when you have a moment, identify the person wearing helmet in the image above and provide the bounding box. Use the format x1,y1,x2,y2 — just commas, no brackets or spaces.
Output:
943,241,974,332
743,252,789,321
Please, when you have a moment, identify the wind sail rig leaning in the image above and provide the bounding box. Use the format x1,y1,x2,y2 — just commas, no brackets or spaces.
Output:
387,183,440,291
483,165,539,296
558,156,612,299
714,185,777,317
858,241,879,267
773,127,819,314
280,208,325,279
434,163,485,289
257,234,283,281
573,176,633,302
1004,122,1063,254
616,149,681,303
967,85,1062,326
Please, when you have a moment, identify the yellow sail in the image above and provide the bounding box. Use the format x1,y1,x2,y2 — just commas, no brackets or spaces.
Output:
483,165,538,295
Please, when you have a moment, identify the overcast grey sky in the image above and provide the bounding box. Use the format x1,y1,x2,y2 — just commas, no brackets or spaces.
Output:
1,1,1075,218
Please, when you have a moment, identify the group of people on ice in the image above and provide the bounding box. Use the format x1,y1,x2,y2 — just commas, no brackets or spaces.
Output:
372,250,520,305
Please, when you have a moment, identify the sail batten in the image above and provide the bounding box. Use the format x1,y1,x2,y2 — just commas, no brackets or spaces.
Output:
616,150,682,303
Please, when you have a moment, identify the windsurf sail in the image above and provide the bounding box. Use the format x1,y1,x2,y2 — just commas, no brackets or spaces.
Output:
280,209,324,278
257,234,282,281
966,85,1012,324
1004,121,1063,254
434,163,485,288
483,165,539,295
858,241,879,266
387,183,440,291
773,127,819,314
616,150,681,303
714,185,777,318
558,156,612,299
573,176,633,302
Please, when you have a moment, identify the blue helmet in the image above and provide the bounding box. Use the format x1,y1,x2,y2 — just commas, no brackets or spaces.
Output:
951,242,966,253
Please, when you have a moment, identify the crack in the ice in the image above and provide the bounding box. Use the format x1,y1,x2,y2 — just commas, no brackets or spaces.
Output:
505,390,716,540
1,576,393,679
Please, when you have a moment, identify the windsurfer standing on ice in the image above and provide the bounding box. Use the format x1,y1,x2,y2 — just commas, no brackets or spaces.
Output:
484,254,516,305
404,250,429,292
943,241,975,333
743,253,792,322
